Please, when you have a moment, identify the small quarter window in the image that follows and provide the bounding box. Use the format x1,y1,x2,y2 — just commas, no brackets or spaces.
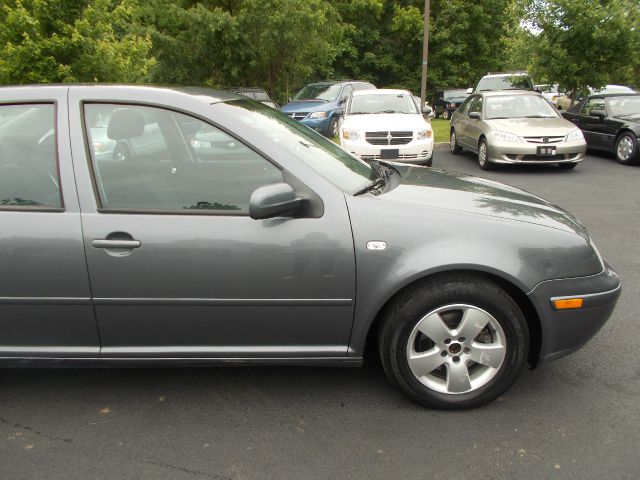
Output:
0,104,62,208
84,104,283,214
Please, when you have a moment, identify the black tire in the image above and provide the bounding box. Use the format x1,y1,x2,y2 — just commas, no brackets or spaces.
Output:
449,129,463,154
423,156,433,167
378,274,528,410
614,132,640,165
326,117,339,138
478,138,493,170
442,109,450,120
558,162,578,170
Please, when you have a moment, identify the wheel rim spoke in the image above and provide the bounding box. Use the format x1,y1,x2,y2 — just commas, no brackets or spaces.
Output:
408,349,445,377
456,307,491,340
416,312,451,344
469,343,506,368
446,362,472,393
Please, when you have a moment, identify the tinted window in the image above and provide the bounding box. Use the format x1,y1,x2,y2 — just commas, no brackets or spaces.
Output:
458,96,474,115
0,104,62,208
579,98,606,116
469,97,483,115
293,83,342,102
84,104,283,214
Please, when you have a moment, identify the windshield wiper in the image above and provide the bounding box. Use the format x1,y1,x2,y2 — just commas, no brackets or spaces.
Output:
524,115,555,118
354,162,392,195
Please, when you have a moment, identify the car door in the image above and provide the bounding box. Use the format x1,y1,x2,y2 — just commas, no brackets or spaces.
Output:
0,87,99,357
453,95,475,148
464,96,484,150
68,88,356,358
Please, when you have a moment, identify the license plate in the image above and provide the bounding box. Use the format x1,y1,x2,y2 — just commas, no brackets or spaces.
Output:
537,146,556,156
380,149,399,159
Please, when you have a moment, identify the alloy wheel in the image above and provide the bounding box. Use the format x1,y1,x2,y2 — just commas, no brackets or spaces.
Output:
406,304,507,394
617,135,634,162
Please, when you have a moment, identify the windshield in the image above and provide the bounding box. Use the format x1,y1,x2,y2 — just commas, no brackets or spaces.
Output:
443,90,468,100
607,96,640,117
477,75,533,91
293,83,342,102
485,95,558,119
349,93,418,114
213,99,377,193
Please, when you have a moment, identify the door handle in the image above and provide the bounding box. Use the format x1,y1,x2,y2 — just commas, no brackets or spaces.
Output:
91,239,141,249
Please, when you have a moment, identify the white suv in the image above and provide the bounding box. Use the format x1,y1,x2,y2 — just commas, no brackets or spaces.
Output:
339,89,434,165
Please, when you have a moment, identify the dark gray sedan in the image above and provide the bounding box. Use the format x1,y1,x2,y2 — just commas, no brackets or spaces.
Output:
0,85,620,409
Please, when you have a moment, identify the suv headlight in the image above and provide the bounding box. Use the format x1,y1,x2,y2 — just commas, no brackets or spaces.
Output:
490,130,522,143
309,111,328,119
566,129,584,142
342,129,360,141
416,128,433,140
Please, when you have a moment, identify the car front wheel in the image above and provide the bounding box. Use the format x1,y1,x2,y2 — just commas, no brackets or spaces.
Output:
615,132,640,165
478,138,493,170
378,275,528,409
450,129,462,154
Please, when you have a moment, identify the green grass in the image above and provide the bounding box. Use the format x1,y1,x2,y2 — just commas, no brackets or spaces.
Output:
331,118,450,144
430,118,450,143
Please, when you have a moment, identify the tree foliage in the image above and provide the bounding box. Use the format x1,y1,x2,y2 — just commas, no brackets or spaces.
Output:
0,0,637,102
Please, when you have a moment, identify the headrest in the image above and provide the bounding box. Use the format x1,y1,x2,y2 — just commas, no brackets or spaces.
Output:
107,109,146,140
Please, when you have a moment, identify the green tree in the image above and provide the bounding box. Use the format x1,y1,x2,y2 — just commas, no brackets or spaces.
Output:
0,0,154,84
521,0,640,102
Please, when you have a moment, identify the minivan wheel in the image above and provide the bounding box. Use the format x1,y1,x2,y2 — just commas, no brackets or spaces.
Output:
614,132,640,165
327,117,339,138
450,130,462,154
378,275,528,409
478,139,493,170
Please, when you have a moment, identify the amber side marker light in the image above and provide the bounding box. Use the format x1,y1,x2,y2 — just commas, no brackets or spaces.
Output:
553,298,584,310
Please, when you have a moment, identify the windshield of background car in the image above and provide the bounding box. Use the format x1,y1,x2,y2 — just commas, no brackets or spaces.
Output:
444,90,468,100
485,94,559,119
607,96,640,117
293,83,342,102
349,93,418,114
477,75,533,91
214,99,377,193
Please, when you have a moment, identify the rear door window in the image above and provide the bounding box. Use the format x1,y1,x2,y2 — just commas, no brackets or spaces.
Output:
0,104,62,208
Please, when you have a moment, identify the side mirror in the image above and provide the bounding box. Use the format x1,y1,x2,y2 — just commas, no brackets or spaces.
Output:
590,109,606,118
249,183,302,220
466,87,474,94
422,105,433,116
469,111,482,120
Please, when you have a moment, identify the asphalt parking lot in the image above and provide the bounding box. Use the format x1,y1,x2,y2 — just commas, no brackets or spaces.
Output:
1,148,639,480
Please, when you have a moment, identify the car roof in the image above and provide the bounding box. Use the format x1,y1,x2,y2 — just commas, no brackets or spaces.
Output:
0,84,243,104
352,88,410,97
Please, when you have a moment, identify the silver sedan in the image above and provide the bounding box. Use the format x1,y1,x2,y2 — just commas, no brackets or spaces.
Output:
450,91,587,170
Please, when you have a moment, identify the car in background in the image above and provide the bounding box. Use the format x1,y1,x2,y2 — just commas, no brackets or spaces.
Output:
432,89,470,119
450,90,586,170
340,89,433,165
535,84,562,107
562,93,640,165
224,87,278,108
556,85,636,111
468,72,534,94
280,80,376,137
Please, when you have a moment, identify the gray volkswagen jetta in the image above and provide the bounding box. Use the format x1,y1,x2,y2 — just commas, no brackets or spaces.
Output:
0,85,620,409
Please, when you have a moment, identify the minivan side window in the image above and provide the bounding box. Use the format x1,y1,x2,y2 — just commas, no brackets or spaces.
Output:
83,104,283,214
458,96,475,116
0,104,62,209
469,96,483,115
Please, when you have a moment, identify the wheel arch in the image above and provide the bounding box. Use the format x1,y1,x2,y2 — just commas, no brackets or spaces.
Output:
362,268,542,367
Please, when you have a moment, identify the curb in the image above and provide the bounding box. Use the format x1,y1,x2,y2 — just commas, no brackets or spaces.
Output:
434,142,449,152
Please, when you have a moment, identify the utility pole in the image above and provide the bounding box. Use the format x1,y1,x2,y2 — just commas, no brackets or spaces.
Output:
420,0,431,109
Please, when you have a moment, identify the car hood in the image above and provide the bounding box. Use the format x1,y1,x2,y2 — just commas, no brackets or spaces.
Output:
486,117,577,136
280,101,332,113
342,113,428,131
377,164,587,236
